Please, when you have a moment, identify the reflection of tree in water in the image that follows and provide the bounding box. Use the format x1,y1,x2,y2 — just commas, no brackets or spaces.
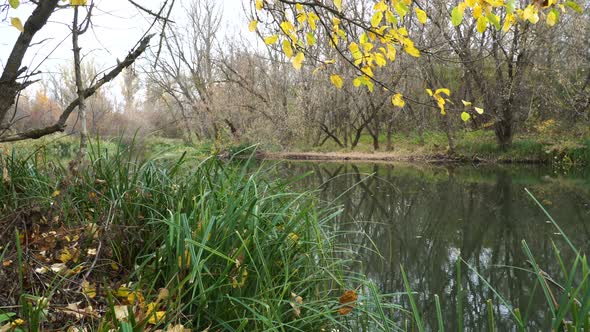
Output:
278,162,590,330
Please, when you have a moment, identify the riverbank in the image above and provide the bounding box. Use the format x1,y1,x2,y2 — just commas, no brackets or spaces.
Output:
257,131,590,166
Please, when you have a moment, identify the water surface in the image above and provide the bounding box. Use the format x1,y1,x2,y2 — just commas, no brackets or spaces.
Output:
275,161,590,331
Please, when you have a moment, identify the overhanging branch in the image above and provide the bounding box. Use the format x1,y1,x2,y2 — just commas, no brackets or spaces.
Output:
0,34,155,143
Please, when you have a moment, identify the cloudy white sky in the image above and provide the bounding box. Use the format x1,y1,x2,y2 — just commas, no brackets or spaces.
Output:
0,0,253,95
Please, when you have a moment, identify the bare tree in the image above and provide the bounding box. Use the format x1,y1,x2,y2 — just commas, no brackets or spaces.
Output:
0,0,172,143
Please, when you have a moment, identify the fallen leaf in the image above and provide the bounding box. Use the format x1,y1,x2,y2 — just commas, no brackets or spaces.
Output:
290,292,303,317
2,260,13,267
62,302,84,319
338,290,358,315
82,281,96,299
35,266,50,274
1,163,9,183
167,324,191,332
50,263,67,273
113,305,129,321
157,288,169,302
147,311,165,325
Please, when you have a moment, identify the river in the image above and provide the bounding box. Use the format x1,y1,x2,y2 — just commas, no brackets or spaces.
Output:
272,161,590,331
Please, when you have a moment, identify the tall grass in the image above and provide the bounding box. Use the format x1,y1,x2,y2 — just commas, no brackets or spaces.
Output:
0,139,397,331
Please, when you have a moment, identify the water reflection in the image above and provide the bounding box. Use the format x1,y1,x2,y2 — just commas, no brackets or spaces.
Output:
276,162,590,331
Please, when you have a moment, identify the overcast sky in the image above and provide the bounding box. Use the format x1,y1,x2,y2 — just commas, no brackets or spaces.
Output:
0,0,252,98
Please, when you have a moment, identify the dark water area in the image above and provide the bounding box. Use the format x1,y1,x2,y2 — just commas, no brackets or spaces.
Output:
271,161,590,331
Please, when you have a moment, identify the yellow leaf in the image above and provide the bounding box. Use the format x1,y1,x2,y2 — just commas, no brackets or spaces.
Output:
353,77,362,87
404,43,421,58
248,20,258,32
334,0,342,12
306,32,316,46
415,8,428,24
330,74,344,89
70,0,87,5
374,0,387,12
476,16,488,33
435,88,451,97
59,248,73,263
547,10,558,27
503,13,515,32
255,0,263,11
287,232,300,245
475,107,484,114
82,281,96,299
115,286,131,298
461,112,471,122
10,17,24,32
374,53,387,67
522,5,539,24
148,310,166,324
392,93,405,107
264,35,279,45
293,52,305,70
127,291,145,305
282,40,294,58
371,11,383,27
462,100,472,107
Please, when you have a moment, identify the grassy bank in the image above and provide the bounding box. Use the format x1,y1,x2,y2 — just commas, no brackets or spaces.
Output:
277,130,590,166
0,140,397,331
0,136,589,331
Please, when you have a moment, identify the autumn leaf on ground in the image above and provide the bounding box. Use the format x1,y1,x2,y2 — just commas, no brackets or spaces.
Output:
82,281,96,299
146,303,166,325
1,163,9,184
338,289,358,315
290,292,304,318
113,305,130,321
156,324,191,332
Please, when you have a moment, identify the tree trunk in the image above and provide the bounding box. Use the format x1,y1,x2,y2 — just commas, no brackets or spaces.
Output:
72,6,88,159
494,111,513,150
442,115,456,154
386,121,393,151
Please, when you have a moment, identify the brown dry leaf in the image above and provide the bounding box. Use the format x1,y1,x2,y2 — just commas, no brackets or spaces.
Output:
167,324,191,332
50,262,67,273
157,288,169,302
113,305,130,321
338,290,358,316
2,259,13,267
290,292,304,318
60,303,99,320
1,163,9,184
62,302,84,319
67,327,88,332
0,323,11,332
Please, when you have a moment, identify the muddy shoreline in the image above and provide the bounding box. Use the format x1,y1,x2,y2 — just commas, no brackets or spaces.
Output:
255,151,547,165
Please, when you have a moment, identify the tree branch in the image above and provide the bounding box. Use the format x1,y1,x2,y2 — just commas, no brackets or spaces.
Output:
0,34,155,143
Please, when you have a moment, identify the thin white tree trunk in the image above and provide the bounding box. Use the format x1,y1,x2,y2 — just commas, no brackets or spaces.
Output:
73,6,88,158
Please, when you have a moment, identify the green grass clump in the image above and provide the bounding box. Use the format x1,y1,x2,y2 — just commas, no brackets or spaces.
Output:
0,140,396,331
